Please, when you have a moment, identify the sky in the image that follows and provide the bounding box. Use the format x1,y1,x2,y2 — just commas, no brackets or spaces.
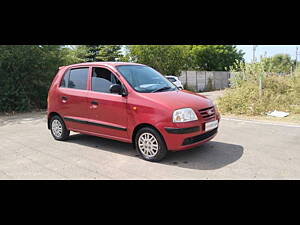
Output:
236,45,299,62
70,45,300,62
120,45,300,62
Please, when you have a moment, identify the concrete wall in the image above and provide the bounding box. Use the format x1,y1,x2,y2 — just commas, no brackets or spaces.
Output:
179,71,232,91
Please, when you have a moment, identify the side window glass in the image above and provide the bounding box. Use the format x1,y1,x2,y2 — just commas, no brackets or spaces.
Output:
68,67,88,90
91,67,121,94
60,70,70,87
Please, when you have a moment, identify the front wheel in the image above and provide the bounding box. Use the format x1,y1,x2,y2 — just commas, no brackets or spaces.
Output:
135,127,168,162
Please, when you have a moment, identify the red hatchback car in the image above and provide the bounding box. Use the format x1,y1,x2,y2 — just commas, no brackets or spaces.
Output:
47,62,220,161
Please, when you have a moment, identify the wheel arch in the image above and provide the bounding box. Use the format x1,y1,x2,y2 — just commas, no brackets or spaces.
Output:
47,112,63,129
131,123,166,148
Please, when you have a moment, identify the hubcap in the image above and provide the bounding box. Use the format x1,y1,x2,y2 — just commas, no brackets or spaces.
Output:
52,119,63,138
138,133,159,157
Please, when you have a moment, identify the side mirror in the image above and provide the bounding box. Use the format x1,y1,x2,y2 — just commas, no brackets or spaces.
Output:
109,84,122,94
109,84,128,96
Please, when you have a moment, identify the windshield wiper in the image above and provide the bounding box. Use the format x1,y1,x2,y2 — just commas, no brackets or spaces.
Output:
151,86,172,93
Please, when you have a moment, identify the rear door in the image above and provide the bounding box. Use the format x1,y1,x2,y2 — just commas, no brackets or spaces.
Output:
87,66,128,140
57,66,91,131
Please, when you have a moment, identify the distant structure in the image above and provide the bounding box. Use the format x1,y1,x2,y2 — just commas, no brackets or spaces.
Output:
253,45,258,62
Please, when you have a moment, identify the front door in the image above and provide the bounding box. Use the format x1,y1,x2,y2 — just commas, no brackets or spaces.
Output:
87,67,128,140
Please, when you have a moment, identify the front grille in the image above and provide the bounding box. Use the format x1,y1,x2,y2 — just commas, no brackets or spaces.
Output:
199,106,216,122
182,128,218,146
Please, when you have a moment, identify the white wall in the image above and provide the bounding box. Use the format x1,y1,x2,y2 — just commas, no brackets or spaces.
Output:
179,71,232,91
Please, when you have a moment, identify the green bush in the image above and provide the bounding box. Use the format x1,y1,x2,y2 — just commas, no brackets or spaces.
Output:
0,45,72,113
217,60,300,115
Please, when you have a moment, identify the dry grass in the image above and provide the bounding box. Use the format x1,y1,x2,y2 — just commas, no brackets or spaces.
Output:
219,112,300,125
217,62,300,117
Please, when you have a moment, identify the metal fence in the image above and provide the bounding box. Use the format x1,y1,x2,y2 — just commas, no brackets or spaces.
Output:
178,71,233,92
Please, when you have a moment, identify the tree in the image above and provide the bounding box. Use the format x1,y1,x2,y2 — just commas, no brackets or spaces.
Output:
0,45,69,112
261,54,295,74
59,45,87,64
96,45,122,61
125,45,190,76
85,45,100,62
0,45,125,112
72,45,122,62
125,45,245,74
190,45,245,71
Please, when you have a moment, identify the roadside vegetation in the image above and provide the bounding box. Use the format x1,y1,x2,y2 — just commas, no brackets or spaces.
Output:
125,45,244,76
0,45,244,113
217,55,300,116
2,45,298,119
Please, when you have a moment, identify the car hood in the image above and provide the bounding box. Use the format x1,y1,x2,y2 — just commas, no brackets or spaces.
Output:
140,90,214,111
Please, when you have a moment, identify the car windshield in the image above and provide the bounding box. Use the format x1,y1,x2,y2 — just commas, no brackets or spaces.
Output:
116,65,177,93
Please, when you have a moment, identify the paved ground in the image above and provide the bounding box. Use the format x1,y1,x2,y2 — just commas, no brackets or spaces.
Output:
200,90,225,102
1,91,300,179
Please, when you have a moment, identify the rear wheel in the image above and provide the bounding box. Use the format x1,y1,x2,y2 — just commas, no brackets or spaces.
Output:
135,127,168,162
50,115,70,141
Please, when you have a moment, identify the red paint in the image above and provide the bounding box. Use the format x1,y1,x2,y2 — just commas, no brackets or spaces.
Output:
47,62,220,151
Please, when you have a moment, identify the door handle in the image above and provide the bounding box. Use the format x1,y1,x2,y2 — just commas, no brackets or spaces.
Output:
61,96,68,103
91,100,99,105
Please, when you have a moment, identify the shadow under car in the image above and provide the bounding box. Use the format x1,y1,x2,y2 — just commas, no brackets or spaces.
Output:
67,133,244,170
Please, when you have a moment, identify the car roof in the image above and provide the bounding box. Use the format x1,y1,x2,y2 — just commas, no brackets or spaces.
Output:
165,75,177,78
60,62,145,70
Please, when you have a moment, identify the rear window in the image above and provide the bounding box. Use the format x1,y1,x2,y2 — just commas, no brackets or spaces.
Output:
67,67,89,90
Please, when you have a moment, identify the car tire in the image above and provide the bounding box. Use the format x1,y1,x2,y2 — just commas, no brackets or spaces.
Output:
135,127,168,162
50,115,70,141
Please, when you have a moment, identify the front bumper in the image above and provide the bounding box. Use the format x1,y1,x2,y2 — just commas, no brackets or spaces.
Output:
158,116,220,151
181,128,218,146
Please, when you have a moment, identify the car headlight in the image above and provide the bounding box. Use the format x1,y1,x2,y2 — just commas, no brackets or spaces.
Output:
173,108,198,123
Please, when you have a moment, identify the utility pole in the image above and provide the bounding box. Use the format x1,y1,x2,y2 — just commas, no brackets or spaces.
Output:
296,46,299,72
252,45,262,97
253,45,258,63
